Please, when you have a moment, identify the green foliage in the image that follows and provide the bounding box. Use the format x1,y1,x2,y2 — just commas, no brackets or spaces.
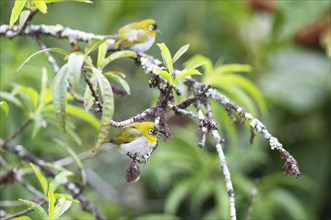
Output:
30,163,48,196
156,43,203,86
9,0,92,28
19,199,48,220
19,163,79,220
0,101,9,116
52,64,71,131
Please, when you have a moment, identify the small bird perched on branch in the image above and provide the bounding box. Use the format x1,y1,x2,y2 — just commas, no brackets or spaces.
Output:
113,19,160,52
109,122,163,164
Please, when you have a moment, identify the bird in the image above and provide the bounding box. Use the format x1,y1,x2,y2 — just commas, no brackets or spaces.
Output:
113,19,160,53
109,121,161,163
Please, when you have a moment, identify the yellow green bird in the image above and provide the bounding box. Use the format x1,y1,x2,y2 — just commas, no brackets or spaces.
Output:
113,19,160,52
109,122,161,163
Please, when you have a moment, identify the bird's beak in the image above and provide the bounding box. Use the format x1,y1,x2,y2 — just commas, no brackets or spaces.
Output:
156,131,166,140
156,29,162,34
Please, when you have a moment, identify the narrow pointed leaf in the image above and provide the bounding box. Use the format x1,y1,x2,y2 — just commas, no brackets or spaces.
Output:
183,60,206,71
156,68,172,85
97,42,107,68
157,43,173,75
85,37,109,55
185,55,213,74
92,69,114,153
67,53,84,88
217,74,267,116
0,101,9,116
45,0,92,3
0,91,23,107
66,105,100,129
217,64,252,74
54,196,72,219
19,10,30,27
174,69,201,85
173,44,189,64
52,64,70,131
30,163,48,196
100,50,137,69
32,0,47,14
19,199,48,220
104,71,131,95
16,48,69,75
32,113,47,138
14,216,32,220
55,139,86,185
50,170,73,191
48,185,55,220
9,0,27,28
83,74,97,112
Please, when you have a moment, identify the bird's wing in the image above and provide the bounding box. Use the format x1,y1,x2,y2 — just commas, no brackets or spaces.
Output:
109,127,141,145
115,28,148,49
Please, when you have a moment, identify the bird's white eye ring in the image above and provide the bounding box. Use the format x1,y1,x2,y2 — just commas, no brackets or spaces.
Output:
148,129,154,135
148,25,154,31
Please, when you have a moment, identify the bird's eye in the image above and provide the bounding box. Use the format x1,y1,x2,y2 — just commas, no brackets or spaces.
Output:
148,129,154,135
149,24,157,31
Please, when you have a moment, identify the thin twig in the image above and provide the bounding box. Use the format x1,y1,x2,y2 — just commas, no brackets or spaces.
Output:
2,201,46,220
1,118,33,148
245,178,260,220
204,101,236,220
1,141,107,220
83,71,103,112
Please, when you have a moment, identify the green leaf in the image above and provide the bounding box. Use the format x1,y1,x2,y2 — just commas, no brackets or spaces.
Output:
217,74,267,116
44,0,92,3
19,199,48,220
30,163,48,196
32,0,47,14
92,68,114,153
50,170,73,191
19,10,30,27
54,193,79,203
15,85,39,111
67,53,84,88
183,60,206,71
174,69,201,85
0,91,23,107
54,139,86,185
52,64,70,131
83,74,97,112
54,196,73,219
32,113,47,138
185,55,213,75
66,104,100,129
14,216,32,220
16,48,70,75
100,50,137,69
104,71,131,95
270,188,307,219
48,185,55,220
157,43,173,75
165,179,192,214
39,67,52,107
97,42,107,68
156,68,172,85
173,44,190,64
85,37,109,56
0,101,9,116
137,214,180,220
9,0,27,28
217,64,252,73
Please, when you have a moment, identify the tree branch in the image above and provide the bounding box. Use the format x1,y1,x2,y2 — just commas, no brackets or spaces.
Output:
0,140,107,220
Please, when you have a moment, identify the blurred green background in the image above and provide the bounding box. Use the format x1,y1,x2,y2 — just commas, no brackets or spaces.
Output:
1,1,330,220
